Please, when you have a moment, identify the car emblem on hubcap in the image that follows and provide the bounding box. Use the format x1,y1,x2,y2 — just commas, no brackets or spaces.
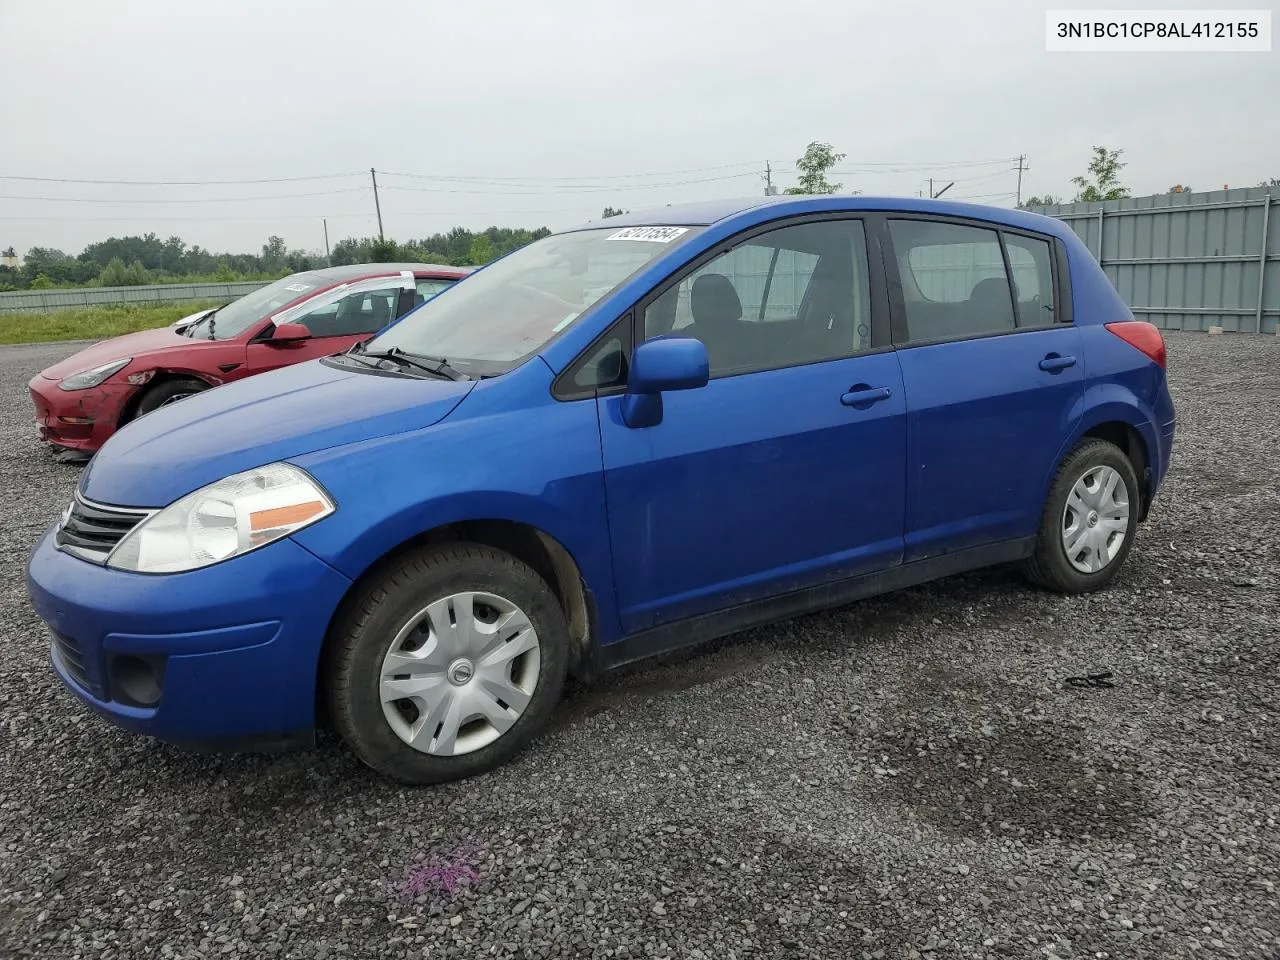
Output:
448,659,475,685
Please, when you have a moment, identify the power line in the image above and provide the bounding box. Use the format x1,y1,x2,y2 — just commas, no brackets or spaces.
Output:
825,157,1018,172
949,191,1019,202
377,161,763,184
0,187,370,204
0,211,377,222
0,172,364,186
378,172,759,196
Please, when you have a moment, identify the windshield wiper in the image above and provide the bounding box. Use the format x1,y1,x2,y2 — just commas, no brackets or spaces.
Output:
359,347,470,381
182,305,219,338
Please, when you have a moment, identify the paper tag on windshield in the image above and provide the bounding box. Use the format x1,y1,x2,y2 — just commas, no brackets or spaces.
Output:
283,283,313,293
606,226,688,243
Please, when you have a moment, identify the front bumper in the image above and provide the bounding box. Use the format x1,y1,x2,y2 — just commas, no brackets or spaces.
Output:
27,373,136,453
26,527,353,748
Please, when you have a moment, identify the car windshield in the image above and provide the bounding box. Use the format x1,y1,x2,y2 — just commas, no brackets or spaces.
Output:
188,272,328,340
363,226,701,375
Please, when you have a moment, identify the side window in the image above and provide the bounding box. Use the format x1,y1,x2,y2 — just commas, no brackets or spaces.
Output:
297,286,400,337
1003,234,1057,327
889,220,1015,343
414,278,455,307
559,314,633,397
644,219,872,378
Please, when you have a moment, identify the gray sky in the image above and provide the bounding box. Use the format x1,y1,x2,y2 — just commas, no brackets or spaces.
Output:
1,0,1276,258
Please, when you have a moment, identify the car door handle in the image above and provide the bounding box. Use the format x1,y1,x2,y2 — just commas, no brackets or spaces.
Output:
840,385,893,407
1039,354,1077,372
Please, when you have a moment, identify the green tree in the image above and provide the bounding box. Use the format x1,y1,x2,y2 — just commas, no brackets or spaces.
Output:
468,235,495,265
1020,194,1062,207
30,274,55,289
1071,146,1130,202
97,257,151,286
261,235,287,269
1257,178,1280,190
783,141,846,195
368,238,401,262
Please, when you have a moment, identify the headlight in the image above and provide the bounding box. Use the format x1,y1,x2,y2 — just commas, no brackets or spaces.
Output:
59,358,132,391
106,463,335,574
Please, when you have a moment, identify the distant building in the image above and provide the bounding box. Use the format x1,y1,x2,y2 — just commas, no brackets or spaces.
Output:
0,247,16,269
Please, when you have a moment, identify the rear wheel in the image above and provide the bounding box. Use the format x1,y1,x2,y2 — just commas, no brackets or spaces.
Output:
1024,438,1140,594
322,543,570,784
135,377,208,417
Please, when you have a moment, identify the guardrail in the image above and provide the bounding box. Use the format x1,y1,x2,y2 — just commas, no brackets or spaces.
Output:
0,280,269,316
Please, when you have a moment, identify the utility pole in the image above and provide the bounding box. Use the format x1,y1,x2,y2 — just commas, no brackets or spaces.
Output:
370,167,384,241
763,161,776,196
928,177,933,199
1014,154,1028,206
322,218,330,261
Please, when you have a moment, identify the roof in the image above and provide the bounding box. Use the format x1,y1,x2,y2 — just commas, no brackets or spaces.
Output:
564,195,1067,237
310,262,473,282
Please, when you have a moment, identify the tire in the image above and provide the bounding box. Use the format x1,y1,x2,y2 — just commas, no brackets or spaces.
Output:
1023,438,1141,594
322,543,570,784
135,377,208,417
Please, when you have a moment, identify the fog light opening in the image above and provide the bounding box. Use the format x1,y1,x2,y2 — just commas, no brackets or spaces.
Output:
110,654,166,708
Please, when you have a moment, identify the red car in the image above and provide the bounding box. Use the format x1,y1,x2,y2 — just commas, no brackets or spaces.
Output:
29,262,472,459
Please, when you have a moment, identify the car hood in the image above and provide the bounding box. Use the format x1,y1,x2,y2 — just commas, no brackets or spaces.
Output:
80,358,475,507
40,326,204,380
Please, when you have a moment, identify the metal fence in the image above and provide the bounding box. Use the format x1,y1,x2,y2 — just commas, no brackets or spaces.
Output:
1027,187,1277,334
0,280,268,316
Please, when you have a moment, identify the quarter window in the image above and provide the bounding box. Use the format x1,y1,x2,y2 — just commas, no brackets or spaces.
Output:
644,219,873,378
1003,234,1057,327
889,220,1015,342
415,278,455,306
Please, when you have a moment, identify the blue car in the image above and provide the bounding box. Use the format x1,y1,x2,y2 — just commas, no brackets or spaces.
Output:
27,196,1176,783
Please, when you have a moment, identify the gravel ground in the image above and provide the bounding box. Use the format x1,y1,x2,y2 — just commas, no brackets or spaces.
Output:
1,333,1277,960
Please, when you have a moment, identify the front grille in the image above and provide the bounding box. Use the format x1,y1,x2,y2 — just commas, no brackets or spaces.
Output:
51,630,104,698
54,493,153,564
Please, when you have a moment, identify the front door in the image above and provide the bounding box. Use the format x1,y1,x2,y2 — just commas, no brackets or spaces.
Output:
595,217,908,634
245,282,406,375
883,217,1085,560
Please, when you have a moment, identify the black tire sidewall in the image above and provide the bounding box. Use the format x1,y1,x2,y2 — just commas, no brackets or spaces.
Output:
136,379,207,417
326,545,570,785
1034,439,1141,593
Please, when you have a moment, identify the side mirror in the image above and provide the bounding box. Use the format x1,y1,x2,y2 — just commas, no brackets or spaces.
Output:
270,322,312,345
621,337,709,428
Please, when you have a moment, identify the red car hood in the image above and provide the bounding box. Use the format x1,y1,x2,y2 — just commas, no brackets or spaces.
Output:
39,326,206,380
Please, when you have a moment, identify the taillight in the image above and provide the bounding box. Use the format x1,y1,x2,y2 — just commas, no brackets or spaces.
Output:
1105,321,1166,369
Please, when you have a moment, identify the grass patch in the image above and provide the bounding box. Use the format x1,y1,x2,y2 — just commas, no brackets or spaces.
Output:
0,301,223,345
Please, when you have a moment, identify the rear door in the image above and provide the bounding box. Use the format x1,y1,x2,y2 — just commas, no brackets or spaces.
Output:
883,216,1084,561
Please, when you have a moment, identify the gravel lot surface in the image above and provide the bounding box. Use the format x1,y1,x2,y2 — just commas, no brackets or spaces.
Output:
1,333,1277,960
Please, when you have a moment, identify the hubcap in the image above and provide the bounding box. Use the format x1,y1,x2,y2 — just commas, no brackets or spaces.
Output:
1061,465,1130,574
159,392,196,407
379,591,540,757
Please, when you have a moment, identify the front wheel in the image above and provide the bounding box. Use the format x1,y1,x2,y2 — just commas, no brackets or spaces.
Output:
322,543,570,784
134,377,208,417
1023,438,1140,594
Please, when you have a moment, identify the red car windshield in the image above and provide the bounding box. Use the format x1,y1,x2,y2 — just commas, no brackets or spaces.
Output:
187,273,328,340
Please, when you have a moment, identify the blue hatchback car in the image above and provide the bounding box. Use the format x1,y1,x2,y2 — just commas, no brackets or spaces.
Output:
27,196,1175,783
